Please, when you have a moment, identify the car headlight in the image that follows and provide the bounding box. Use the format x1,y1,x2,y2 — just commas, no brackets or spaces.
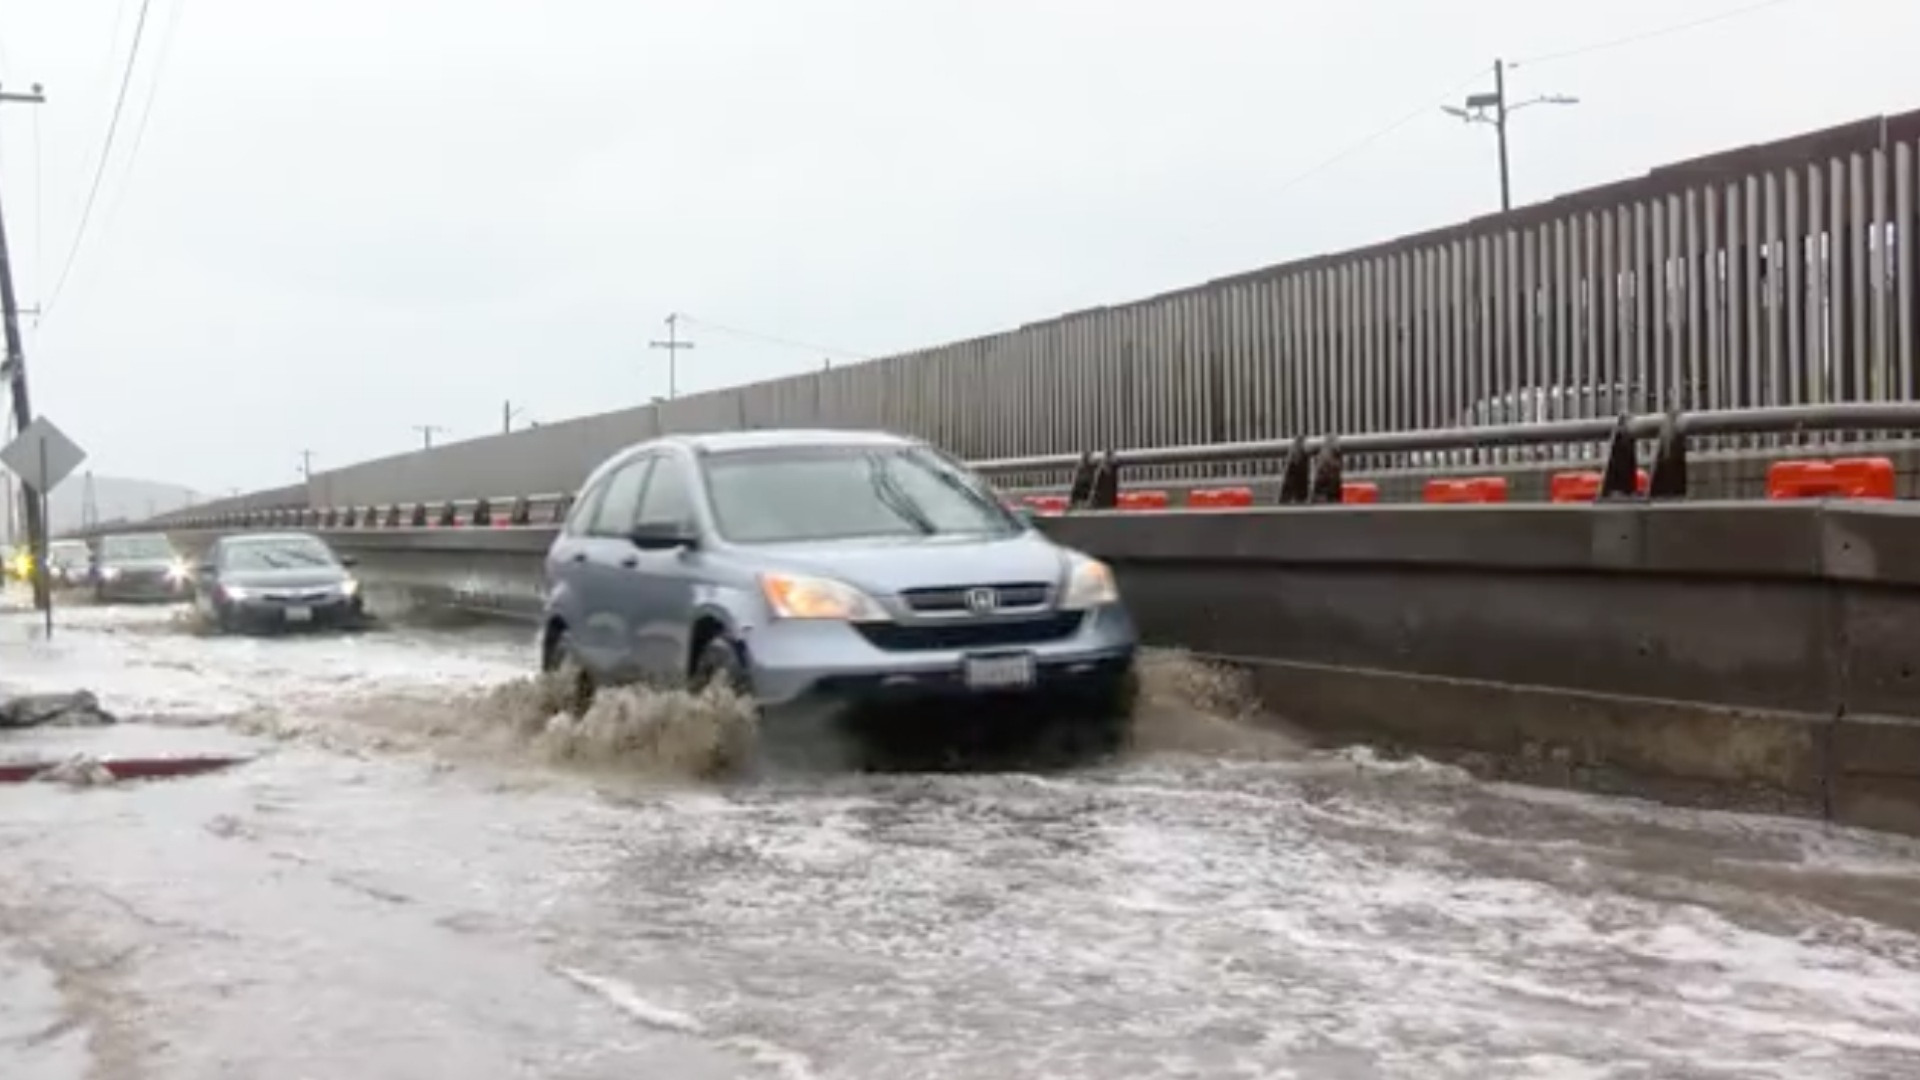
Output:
1060,554,1119,609
167,560,190,581
101,567,122,581
759,572,887,621
341,577,360,597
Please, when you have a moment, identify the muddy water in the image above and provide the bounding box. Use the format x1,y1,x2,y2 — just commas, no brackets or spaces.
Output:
4,600,1920,1079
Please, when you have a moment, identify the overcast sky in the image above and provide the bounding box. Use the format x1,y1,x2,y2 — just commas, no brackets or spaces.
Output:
0,0,1915,495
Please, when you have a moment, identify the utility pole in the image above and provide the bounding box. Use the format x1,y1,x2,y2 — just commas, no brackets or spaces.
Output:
413,424,446,449
648,313,696,400
1443,60,1577,213
298,449,315,480
0,82,47,610
502,400,526,434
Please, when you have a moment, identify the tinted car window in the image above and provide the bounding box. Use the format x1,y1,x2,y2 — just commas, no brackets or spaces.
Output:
702,445,1018,545
635,457,695,528
588,458,652,536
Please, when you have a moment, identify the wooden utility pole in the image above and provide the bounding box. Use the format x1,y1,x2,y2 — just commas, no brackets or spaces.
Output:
0,82,47,609
413,424,446,449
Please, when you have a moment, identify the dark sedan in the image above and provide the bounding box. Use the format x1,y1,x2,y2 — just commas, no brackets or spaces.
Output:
191,532,365,632
95,532,192,602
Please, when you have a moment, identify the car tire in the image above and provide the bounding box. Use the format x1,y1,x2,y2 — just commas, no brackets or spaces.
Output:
545,628,595,717
1058,665,1139,762
690,637,751,697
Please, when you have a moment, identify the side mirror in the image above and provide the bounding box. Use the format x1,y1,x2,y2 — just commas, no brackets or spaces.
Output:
338,554,359,568
628,522,697,551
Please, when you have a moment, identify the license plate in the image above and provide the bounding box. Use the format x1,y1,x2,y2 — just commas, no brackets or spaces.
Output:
964,653,1035,691
284,606,313,623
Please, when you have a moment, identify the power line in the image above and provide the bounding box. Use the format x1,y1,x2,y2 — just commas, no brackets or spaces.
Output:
95,0,185,253
1512,0,1805,69
41,0,156,322
1270,67,1495,198
674,313,873,362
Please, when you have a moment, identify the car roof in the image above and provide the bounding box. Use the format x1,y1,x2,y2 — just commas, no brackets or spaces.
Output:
661,429,918,455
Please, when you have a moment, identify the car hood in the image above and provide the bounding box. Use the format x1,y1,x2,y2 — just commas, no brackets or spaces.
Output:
221,567,347,590
745,531,1070,595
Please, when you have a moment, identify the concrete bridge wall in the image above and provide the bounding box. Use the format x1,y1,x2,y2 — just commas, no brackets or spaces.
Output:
156,500,1920,835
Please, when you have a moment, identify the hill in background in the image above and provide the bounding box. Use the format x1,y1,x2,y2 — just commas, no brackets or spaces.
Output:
0,470,205,541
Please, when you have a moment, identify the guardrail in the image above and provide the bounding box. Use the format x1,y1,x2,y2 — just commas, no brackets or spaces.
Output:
67,402,1920,539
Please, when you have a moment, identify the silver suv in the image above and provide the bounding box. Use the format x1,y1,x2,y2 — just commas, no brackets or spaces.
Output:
539,430,1139,742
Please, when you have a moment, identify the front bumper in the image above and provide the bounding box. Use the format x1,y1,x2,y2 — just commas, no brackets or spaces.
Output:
97,573,190,601
222,592,363,629
743,602,1138,709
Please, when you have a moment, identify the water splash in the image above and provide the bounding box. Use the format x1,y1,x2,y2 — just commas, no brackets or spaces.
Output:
1127,649,1305,760
477,672,759,781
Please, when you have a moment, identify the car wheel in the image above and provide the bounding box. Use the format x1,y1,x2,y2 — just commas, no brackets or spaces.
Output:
690,637,751,697
544,628,595,717
1058,666,1139,762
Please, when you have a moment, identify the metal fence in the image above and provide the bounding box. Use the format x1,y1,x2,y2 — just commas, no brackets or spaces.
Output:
160,108,1920,518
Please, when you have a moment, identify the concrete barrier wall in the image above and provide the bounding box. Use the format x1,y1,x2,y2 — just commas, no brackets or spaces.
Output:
160,500,1920,833
1042,501,1920,833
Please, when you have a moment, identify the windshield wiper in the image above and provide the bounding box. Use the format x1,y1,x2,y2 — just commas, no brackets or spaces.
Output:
865,455,938,535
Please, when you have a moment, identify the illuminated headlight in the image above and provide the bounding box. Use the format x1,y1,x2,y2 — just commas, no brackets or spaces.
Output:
100,567,122,581
223,585,250,601
167,560,191,581
341,578,360,598
1060,554,1120,609
759,572,887,621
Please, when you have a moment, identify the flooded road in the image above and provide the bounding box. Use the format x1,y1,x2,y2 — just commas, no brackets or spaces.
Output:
4,599,1920,1079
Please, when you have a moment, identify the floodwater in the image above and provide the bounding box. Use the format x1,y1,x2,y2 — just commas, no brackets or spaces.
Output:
4,598,1920,1079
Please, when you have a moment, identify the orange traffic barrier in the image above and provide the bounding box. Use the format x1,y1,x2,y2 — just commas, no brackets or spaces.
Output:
1342,481,1380,504
1423,477,1510,504
1116,489,1171,511
1550,469,1650,503
1024,495,1070,515
1767,457,1897,500
1187,486,1254,509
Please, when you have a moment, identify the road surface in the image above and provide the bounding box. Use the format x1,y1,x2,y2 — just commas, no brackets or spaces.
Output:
3,599,1920,1079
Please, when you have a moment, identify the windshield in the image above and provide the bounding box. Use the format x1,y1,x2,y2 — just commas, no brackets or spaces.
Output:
222,536,338,571
99,534,174,561
48,543,89,566
702,445,1020,545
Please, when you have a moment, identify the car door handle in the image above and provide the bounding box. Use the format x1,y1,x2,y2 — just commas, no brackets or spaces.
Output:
569,552,588,564
619,555,639,569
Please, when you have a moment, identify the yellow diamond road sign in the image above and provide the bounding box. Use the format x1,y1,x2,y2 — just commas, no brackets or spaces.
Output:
1,415,87,494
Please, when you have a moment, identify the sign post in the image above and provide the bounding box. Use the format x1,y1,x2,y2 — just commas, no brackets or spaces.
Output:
0,415,86,638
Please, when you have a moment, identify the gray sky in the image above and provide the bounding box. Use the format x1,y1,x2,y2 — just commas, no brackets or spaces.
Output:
0,0,1915,494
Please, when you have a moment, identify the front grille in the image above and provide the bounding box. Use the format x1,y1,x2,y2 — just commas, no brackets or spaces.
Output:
265,590,334,603
856,611,1083,651
900,582,1051,613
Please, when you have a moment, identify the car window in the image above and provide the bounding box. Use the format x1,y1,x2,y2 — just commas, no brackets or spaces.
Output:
587,458,652,536
702,445,1019,545
635,456,695,529
99,534,173,560
220,536,338,571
